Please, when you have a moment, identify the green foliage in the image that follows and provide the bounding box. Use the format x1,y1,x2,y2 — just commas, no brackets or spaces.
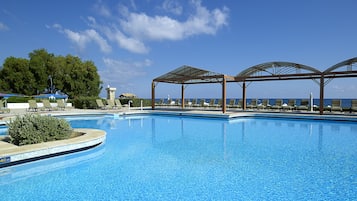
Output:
5,96,32,103
0,49,102,98
72,96,99,109
7,114,72,146
0,57,35,95
121,98,152,107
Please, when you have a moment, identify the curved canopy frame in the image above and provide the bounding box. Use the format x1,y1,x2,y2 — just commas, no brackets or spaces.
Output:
323,57,357,78
153,65,234,84
236,61,321,82
152,57,357,114
152,65,234,113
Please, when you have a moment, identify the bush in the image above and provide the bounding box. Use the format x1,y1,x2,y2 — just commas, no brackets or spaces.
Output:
120,98,152,107
72,96,98,109
7,114,72,146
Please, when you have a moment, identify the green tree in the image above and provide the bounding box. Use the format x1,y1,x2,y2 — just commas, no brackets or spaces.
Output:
60,55,102,98
0,57,35,95
0,49,102,98
28,49,55,94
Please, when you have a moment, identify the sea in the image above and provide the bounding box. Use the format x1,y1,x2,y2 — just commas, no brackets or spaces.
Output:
156,98,355,109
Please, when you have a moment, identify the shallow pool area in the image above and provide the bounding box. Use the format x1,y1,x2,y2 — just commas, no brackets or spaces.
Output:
0,114,356,200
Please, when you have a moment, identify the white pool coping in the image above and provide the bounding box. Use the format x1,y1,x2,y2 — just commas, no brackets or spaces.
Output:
0,128,106,166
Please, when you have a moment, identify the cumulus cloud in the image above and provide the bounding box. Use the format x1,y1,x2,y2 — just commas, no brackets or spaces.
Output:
99,57,151,89
53,23,111,53
55,0,229,54
86,16,149,54
120,0,229,41
162,0,183,15
93,0,111,17
0,22,9,31
107,29,149,54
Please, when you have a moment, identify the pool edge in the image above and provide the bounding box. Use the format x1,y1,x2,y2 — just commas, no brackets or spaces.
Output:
0,128,106,168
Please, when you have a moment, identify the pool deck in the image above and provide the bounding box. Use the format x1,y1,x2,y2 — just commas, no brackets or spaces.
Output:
1,107,356,167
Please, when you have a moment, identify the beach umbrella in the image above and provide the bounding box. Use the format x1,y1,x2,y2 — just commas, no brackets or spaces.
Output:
0,92,24,98
34,93,68,99
0,92,25,107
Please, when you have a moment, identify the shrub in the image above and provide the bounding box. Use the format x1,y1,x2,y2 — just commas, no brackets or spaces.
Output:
120,98,152,107
7,114,72,146
72,96,98,109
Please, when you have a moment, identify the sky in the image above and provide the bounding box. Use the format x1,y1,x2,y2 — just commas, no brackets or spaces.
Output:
1,0,356,99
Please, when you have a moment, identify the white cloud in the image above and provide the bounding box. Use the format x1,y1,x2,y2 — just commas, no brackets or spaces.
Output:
0,22,9,31
85,29,112,53
162,0,183,15
86,16,149,54
105,27,149,54
93,0,111,17
120,0,229,41
55,0,229,54
54,24,112,53
100,57,151,90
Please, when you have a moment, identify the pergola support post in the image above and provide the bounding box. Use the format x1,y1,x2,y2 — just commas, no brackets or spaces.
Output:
242,82,246,110
222,77,226,113
319,76,324,115
181,84,185,109
151,81,155,110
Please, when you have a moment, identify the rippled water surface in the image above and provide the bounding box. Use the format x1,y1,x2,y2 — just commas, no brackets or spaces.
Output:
1,115,356,200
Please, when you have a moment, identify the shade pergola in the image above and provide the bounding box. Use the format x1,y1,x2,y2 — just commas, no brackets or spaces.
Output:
152,57,357,114
235,61,322,112
152,65,235,113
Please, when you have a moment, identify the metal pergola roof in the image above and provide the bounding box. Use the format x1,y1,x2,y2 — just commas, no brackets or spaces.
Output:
235,61,322,82
323,57,357,78
152,57,357,114
153,65,234,84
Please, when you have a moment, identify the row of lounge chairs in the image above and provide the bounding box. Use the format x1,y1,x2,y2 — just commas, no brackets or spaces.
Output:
156,98,357,112
27,99,67,112
96,99,122,110
0,99,10,113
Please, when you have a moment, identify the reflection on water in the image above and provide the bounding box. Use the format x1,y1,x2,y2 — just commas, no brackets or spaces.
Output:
0,115,356,201
0,144,105,185
148,116,356,161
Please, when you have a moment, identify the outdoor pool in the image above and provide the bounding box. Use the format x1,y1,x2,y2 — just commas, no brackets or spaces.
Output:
0,114,356,200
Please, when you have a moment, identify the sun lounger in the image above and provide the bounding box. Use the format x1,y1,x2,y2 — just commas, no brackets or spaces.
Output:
107,99,117,109
282,99,296,110
27,100,39,112
175,99,181,106
297,99,309,110
192,99,199,107
257,99,269,110
216,99,222,107
115,99,122,109
271,99,283,110
0,99,10,113
42,99,56,111
200,99,209,107
156,99,164,106
330,99,342,112
350,99,357,112
227,99,236,108
56,100,66,110
96,99,109,110
208,99,216,107
247,99,257,109
236,99,243,108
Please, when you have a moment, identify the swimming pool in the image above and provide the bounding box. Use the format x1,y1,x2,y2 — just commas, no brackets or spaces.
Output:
0,114,356,200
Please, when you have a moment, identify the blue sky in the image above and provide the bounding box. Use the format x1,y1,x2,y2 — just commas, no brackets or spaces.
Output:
1,0,356,99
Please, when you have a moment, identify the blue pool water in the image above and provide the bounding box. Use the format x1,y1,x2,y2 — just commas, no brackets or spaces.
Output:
0,114,356,200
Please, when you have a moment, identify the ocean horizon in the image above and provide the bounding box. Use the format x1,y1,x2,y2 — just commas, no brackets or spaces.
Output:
155,98,356,109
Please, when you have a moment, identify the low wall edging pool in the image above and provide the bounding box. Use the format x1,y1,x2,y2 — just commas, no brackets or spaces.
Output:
0,128,106,168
